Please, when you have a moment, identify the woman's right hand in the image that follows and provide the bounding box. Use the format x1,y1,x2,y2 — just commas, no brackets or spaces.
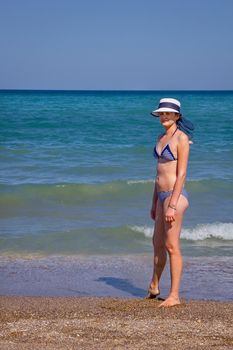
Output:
150,206,156,221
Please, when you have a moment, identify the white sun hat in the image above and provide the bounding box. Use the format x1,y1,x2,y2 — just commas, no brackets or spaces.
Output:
151,98,181,117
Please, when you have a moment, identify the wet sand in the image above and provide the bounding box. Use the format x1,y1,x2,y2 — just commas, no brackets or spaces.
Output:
1,254,232,300
0,296,232,349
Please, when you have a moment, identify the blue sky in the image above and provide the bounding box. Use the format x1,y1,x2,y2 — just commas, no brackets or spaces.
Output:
0,0,232,90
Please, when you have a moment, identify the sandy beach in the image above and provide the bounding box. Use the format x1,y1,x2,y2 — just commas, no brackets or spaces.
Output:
0,296,232,349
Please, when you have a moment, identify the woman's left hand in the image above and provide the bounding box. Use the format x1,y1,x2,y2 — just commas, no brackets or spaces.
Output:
165,207,176,222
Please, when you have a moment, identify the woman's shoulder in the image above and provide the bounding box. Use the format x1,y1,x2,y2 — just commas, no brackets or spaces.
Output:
177,129,189,143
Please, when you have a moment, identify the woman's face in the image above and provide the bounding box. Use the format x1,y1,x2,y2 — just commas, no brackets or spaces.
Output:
158,112,180,128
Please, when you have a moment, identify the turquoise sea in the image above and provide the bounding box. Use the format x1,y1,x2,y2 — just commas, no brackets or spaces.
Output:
0,90,233,300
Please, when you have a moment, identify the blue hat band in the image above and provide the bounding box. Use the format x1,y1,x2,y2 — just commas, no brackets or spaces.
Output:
158,102,180,113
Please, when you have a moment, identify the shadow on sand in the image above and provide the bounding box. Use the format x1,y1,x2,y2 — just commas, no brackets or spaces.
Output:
96,277,146,297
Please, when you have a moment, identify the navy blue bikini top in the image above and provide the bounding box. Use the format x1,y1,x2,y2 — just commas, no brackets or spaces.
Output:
153,128,177,161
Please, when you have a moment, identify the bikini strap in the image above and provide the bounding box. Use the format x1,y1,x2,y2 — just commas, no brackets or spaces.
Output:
158,128,177,141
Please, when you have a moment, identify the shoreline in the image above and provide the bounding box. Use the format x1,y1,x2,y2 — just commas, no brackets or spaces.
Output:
0,296,232,349
0,254,232,301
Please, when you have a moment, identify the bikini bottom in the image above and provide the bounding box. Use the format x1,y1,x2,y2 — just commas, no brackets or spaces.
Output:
157,188,188,203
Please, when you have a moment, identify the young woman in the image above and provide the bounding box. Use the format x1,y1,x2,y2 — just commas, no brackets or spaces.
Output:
146,98,194,307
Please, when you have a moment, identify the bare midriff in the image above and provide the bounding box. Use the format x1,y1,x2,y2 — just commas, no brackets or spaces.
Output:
156,159,177,192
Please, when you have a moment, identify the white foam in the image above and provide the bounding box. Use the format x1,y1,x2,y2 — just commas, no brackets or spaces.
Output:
127,179,155,185
182,223,233,241
129,223,233,241
129,225,153,238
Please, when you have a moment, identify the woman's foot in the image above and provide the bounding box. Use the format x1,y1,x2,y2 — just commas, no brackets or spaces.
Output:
158,295,181,307
144,285,160,299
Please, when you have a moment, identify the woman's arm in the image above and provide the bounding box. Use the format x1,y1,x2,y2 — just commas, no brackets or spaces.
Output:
150,181,158,220
165,132,189,222
152,181,158,208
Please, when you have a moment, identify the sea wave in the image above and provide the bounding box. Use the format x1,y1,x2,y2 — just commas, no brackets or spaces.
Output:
0,181,153,209
1,223,233,257
129,223,233,241
0,177,232,210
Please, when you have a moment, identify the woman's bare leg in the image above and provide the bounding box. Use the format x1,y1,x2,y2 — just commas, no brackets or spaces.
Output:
158,194,189,307
148,199,167,295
